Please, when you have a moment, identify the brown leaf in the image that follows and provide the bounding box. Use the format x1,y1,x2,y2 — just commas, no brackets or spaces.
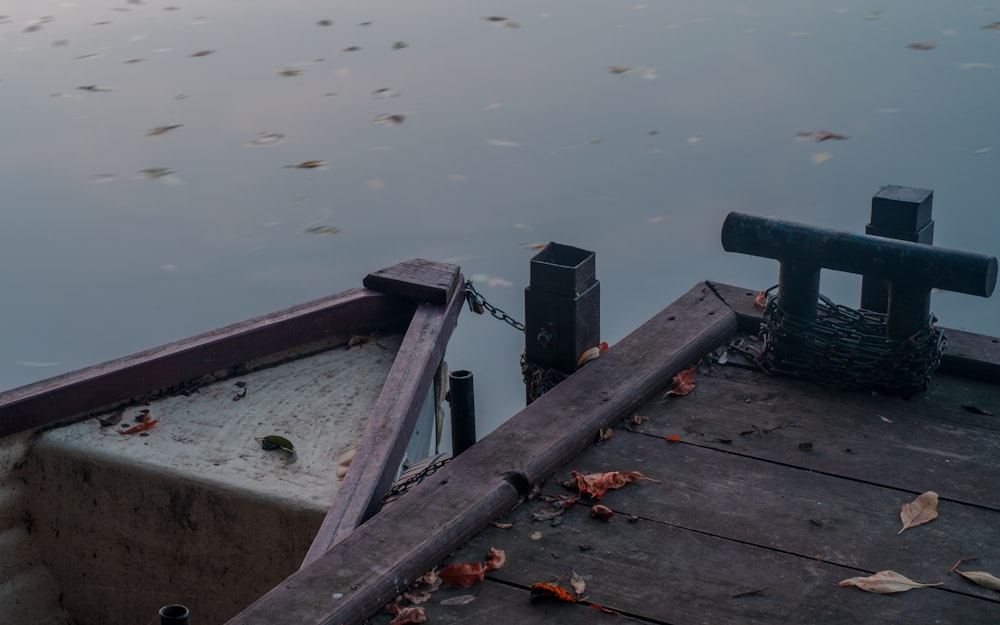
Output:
590,504,614,520
439,594,478,606
949,557,1000,591
439,562,485,588
190,49,215,57
570,470,660,500
402,591,431,604
663,365,696,397
492,520,515,529
906,41,937,50
598,427,614,442
286,160,327,169
753,290,768,308
389,606,426,625
898,491,938,534
484,546,505,571
838,570,942,593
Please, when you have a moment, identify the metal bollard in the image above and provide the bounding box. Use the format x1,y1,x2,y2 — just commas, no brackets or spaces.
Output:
448,370,476,456
159,604,190,625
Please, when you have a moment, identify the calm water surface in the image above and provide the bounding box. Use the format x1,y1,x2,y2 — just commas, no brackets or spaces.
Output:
2,1,998,434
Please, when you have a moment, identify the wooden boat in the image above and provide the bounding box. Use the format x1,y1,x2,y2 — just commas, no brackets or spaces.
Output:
0,259,464,625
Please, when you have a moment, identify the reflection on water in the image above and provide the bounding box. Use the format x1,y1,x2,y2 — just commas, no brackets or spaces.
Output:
2,0,998,432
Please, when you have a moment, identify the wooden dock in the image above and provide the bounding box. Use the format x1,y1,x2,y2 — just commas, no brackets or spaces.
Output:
229,282,999,625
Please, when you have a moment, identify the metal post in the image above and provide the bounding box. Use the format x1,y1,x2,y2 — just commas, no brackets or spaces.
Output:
448,370,476,456
860,186,935,313
159,605,190,625
523,243,600,403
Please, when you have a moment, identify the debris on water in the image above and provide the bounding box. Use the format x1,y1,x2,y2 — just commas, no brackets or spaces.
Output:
373,88,399,98
906,41,937,50
244,132,285,147
973,145,992,154
284,160,327,169
959,62,994,70
795,130,848,142
190,49,215,57
317,19,333,26
77,85,113,92
373,113,406,126
146,125,183,136
486,139,521,147
979,21,1000,31
90,174,118,184
608,66,631,75
341,45,362,52
810,152,832,165
866,10,887,21
138,167,175,179
277,68,302,77
304,225,342,235
392,41,409,49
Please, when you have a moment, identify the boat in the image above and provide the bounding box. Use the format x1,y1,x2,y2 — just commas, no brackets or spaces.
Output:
0,259,464,625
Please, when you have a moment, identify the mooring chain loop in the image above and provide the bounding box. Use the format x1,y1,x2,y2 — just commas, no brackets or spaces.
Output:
379,454,453,507
731,286,946,396
464,280,525,332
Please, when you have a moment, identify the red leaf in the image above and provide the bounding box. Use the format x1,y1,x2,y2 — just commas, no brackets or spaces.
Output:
484,546,506,571
665,434,681,442
663,365,696,397
590,604,621,615
119,419,159,435
590,504,614,520
570,470,661,500
389,606,427,625
530,583,577,603
439,562,485,588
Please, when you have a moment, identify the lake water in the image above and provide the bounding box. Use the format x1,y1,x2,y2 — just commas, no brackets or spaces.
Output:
2,0,998,435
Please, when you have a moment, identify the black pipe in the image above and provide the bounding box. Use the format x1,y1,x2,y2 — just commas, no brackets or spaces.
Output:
448,370,476,456
159,604,190,625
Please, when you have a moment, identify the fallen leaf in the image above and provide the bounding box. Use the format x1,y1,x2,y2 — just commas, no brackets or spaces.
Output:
278,68,302,77
590,604,621,615
665,434,681,442
402,591,431,604
981,21,1000,31
335,448,356,479
530,583,577,602
389,606,426,625
260,434,298,463
632,414,649,425
663,365,697,397
138,167,175,179
392,41,409,49
949,557,1000,591
590,504,614,520
190,49,215,57
484,546,505,571
304,225,341,235
440,594,479,606
439,562,485,588
146,124,183,136
598,428,614,442
898,491,938,534
373,113,406,126
492,521,515,529
961,403,994,416
285,160,327,169
348,332,379,348
244,132,285,147
97,407,125,427
570,570,586,596
119,416,158,435
530,531,542,540
484,16,507,22
838,570,942,593
608,66,631,74
906,41,937,50
570,470,660,500
754,291,768,308
342,45,362,52
795,130,849,142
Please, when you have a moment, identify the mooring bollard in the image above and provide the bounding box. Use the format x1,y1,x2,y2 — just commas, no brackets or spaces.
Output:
523,243,600,403
860,185,935,314
159,604,190,625
448,370,476,456
721,212,996,342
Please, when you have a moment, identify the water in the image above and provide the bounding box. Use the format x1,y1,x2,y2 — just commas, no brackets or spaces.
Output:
2,1,998,434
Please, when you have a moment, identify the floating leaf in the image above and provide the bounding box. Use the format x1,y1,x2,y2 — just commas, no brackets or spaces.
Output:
373,113,406,126
608,66,631,75
139,167,175,179
317,19,333,26
981,21,1000,31
190,49,215,57
146,124,183,136
260,434,298,463
285,160,327,169
838,570,942,593
245,132,285,147
663,365,697,397
898,491,938,534
484,16,507,22
304,225,341,235
277,68,302,77
906,41,937,50
439,562,485,588
392,41,409,49
949,557,1000,591
341,45,362,52
569,470,660,500
795,130,849,142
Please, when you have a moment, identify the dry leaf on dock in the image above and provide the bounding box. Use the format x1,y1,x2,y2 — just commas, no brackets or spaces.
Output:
950,558,1000,592
838,570,942,594
570,470,660,500
663,365,697,397
898,491,938,534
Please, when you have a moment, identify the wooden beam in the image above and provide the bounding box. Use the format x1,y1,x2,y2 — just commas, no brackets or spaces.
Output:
0,289,413,438
227,282,738,625
364,259,462,305
301,278,466,563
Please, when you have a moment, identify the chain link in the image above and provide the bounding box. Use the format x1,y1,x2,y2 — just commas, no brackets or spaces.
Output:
464,280,524,332
731,287,946,396
379,453,453,508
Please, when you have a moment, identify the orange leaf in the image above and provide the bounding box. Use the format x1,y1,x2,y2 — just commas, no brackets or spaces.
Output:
389,606,427,625
590,604,621,615
570,470,661,500
590,504,614,520
439,562,485,588
753,291,768,308
119,419,158,435
663,365,696,397
530,583,577,603
665,434,681,442
485,546,506,571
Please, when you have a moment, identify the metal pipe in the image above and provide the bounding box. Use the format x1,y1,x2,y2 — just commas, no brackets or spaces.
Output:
448,370,476,456
159,604,190,625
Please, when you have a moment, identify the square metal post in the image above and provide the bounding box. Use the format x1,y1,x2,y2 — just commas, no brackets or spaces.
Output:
524,243,600,402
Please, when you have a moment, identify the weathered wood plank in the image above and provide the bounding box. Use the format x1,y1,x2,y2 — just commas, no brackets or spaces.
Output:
0,289,413,438
552,428,1000,602
448,497,999,625
638,366,1000,509
227,282,739,624
364,259,462,305
302,279,466,563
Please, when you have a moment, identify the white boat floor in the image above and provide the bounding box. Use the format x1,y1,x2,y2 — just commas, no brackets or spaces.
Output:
36,333,404,512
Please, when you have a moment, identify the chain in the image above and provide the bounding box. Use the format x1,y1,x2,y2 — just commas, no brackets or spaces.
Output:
464,280,524,332
731,287,946,396
379,453,453,508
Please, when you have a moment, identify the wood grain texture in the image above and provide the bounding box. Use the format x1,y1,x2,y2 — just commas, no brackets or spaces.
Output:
364,259,462,305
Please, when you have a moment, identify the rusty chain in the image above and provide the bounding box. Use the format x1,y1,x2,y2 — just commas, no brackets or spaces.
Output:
464,280,524,332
